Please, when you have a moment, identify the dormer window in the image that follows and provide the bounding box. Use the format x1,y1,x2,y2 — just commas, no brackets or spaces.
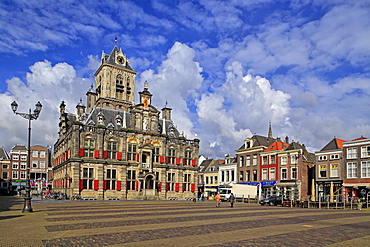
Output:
116,115,122,126
245,140,253,149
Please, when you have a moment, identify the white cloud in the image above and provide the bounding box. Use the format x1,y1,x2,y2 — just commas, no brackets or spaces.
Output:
196,61,291,157
139,42,204,138
0,61,92,151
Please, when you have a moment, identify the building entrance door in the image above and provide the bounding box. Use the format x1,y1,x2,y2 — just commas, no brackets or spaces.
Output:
143,174,156,197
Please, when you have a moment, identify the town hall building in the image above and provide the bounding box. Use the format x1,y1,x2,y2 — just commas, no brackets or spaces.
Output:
52,43,200,200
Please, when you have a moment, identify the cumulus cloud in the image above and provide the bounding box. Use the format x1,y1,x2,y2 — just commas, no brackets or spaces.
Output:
139,42,204,138
195,61,291,157
0,61,92,151
1,0,369,159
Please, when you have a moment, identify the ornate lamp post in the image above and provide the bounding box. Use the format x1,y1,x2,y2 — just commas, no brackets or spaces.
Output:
294,151,302,203
11,100,42,213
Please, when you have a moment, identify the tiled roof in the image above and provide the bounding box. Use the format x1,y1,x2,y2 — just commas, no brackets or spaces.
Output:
351,136,368,141
264,141,289,152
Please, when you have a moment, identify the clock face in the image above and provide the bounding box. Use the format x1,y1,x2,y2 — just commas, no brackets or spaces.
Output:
117,56,124,64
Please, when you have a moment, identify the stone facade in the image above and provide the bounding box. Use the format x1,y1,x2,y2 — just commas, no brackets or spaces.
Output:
52,45,199,200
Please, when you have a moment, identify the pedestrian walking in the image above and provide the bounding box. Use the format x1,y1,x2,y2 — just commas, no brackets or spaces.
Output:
229,193,235,208
193,193,197,202
215,193,221,207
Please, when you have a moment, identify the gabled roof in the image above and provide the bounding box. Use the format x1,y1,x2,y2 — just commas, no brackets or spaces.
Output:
285,142,316,163
101,46,134,71
320,138,346,151
11,145,27,151
199,159,214,173
237,135,276,150
0,147,10,160
284,142,302,151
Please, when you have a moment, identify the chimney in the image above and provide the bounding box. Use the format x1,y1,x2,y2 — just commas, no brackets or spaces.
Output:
285,136,289,143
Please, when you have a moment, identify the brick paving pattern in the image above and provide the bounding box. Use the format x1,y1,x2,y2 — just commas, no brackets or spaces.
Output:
1,196,370,246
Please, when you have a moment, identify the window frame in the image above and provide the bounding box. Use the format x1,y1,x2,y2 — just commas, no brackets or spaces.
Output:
361,146,370,158
281,168,287,180
347,147,357,159
361,161,370,178
347,162,358,178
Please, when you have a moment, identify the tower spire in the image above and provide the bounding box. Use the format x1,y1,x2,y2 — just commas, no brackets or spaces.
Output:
268,122,273,138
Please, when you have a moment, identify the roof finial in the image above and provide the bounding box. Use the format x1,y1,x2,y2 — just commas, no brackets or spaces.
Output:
114,35,118,46
144,80,148,89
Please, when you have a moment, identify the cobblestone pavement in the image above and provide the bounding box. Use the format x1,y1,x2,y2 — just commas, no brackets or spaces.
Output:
1,196,370,246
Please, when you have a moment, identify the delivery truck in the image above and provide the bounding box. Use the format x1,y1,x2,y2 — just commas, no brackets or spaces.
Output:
219,184,257,202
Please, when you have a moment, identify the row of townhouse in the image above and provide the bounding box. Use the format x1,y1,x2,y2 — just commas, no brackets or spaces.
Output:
316,136,370,201
0,145,52,194
199,124,369,202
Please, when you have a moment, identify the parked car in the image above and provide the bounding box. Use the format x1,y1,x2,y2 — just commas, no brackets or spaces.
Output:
260,196,281,206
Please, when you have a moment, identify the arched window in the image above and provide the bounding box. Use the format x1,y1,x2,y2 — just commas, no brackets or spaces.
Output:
116,75,123,85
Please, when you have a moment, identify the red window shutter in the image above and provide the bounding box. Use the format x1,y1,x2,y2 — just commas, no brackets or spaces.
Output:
166,156,169,164
117,152,122,160
166,182,169,191
103,150,108,159
79,148,84,157
175,158,180,165
94,150,100,158
116,180,121,191
159,156,164,163
103,180,107,190
79,179,84,190
191,183,195,192
183,158,186,166
135,181,139,191
191,159,196,167
136,153,140,162
175,183,179,192
158,182,162,191
94,180,99,190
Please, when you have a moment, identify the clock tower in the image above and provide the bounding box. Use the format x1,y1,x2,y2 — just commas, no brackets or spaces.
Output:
93,45,137,111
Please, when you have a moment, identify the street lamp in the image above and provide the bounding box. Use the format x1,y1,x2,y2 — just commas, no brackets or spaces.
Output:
11,100,42,213
294,151,302,203
64,173,70,200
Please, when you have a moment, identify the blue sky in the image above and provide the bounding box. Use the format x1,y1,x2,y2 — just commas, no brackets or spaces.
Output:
0,0,369,158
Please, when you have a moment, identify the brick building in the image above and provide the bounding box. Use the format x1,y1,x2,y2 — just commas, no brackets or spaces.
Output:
343,136,370,200
315,137,345,201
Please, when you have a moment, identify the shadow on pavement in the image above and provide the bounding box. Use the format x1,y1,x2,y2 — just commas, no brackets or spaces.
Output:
0,215,23,221
0,196,23,213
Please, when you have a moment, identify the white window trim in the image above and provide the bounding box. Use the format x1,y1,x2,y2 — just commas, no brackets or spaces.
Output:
347,147,357,159
347,162,358,178
361,146,370,158
361,161,370,178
